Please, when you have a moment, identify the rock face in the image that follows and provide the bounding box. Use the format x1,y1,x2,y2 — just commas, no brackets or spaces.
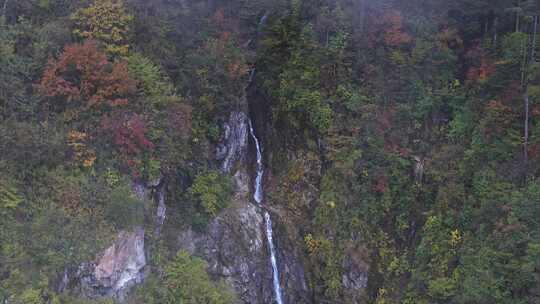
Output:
132,181,146,201
178,198,275,303
177,111,275,303
275,234,310,304
79,228,146,302
342,260,369,303
413,155,425,183
155,185,166,234
196,108,315,303
133,179,166,235
216,111,249,173
342,243,370,303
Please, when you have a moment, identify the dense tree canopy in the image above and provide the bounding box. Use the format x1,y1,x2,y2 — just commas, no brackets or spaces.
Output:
4,0,540,303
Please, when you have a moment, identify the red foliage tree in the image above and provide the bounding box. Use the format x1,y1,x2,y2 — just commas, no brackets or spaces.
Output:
100,113,154,155
533,105,540,118
213,8,226,29
464,42,496,85
102,112,155,177
466,57,495,84
39,40,136,116
382,10,412,46
374,173,389,193
367,9,412,48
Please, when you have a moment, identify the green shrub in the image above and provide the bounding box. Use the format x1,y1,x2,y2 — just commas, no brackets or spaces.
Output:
105,184,145,230
188,170,233,217
164,250,237,304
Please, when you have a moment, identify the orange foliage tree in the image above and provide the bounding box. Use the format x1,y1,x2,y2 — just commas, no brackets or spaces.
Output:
381,10,411,46
367,9,412,48
39,40,136,120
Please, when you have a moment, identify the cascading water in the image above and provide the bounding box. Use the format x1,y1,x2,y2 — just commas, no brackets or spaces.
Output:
248,120,284,304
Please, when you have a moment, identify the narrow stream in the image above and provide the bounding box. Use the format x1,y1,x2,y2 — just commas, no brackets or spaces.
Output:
248,119,284,304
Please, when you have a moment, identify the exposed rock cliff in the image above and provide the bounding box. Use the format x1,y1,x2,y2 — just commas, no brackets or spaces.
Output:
342,244,369,303
178,111,274,303
177,183,274,303
217,111,249,174
78,228,146,302
176,109,319,303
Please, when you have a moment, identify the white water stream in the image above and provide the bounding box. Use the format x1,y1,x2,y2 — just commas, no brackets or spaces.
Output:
248,119,284,304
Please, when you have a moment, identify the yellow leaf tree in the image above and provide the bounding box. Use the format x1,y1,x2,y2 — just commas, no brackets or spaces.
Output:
71,0,133,57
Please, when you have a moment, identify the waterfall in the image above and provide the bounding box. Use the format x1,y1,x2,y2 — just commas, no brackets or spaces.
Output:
248,119,284,304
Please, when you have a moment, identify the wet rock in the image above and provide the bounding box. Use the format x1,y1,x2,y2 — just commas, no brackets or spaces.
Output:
79,228,146,302
155,187,166,234
57,268,69,294
342,244,369,303
133,178,166,235
413,155,425,183
279,247,310,304
186,108,313,303
233,170,250,197
270,211,311,304
180,110,275,302
132,181,146,201
216,111,248,173
178,202,274,303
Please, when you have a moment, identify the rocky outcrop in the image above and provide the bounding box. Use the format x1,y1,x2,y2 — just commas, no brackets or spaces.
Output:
276,239,310,304
155,185,166,234
178,203,274,303
176,112,275,303
216,111,249,173
178,169,275,303
79,228,146,302
269,208,311,304
133,178,166,235
413,155,425,183
342,244,369,303
200,108,315,303
132,181,147,201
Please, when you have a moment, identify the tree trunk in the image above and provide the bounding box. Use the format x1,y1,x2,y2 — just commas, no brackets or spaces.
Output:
493,16,498,45
516,11,521,33
326,29,329,47
524,92,529,167
521,35,528,87
522,16,537,177
358,0,366,33
1,0,8,25
533,15,538,63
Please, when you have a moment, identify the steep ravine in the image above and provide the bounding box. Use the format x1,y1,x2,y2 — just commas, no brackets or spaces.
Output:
246,65,369,303
67,8,367,301
62,79,367,304
175,103,313,303
66,67,367,304
246,70,317,303
248,118,284,304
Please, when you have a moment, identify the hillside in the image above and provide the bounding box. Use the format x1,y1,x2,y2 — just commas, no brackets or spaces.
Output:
2,1,540,303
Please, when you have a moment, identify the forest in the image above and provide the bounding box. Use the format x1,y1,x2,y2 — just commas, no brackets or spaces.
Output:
2,0,540,303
